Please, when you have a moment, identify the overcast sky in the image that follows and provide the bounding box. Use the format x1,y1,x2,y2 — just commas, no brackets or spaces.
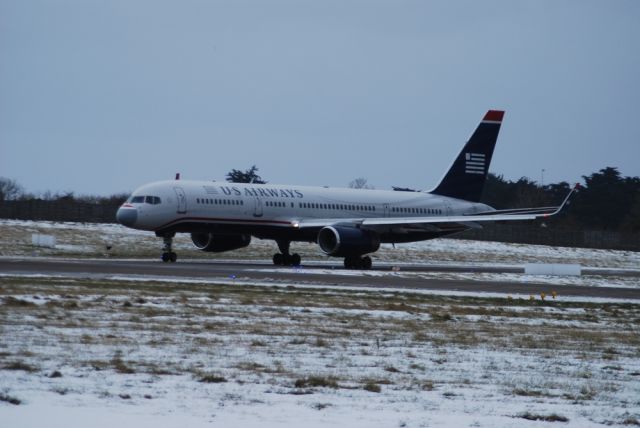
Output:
1,0,638,196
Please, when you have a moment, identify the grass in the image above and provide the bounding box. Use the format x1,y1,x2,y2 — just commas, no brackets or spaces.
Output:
294,376,339,389
513,388,550,398
2,296,36,307
3,361,38,372
516,412,569,423
198,374,227,383
363,382,381,393
110,355,135,374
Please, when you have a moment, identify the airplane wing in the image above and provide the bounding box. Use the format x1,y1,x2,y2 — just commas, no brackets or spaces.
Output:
295,184,578,231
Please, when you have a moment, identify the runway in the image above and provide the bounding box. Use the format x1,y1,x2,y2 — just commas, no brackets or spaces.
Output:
1,257,639,300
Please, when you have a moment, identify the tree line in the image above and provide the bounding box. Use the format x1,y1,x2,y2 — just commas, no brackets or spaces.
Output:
1,166,638,232
481,167,640,232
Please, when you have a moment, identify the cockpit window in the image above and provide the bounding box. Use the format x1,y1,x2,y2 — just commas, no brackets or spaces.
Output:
130,195,161,204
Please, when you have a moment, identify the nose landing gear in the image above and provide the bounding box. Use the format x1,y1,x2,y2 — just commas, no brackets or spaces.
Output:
161,234,177,263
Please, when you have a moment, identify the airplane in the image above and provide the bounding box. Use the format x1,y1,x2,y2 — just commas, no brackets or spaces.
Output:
116,110,575,269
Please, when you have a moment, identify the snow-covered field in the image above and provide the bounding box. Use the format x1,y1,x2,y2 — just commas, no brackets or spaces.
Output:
1,220,640,427
1,275,639,427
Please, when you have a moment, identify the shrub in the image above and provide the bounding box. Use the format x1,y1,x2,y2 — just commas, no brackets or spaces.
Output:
363,382,381,393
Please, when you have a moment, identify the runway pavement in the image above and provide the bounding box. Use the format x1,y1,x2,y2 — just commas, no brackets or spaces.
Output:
1,257,639,300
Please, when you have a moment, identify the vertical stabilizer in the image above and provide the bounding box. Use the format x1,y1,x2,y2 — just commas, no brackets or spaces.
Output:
430,110,504,202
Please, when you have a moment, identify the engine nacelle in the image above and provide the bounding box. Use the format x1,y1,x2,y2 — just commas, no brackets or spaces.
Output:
191,233,251,253
317,226,380,257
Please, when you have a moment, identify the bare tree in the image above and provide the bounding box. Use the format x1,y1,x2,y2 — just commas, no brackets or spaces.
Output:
0,177,24,201
348,177,374,189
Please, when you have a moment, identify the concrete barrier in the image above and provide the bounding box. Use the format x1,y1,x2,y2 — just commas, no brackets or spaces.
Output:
524,263,581,276
31,234,56,248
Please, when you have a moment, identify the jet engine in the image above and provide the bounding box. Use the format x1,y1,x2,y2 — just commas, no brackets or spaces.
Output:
317,226,380,257
191,233,251,253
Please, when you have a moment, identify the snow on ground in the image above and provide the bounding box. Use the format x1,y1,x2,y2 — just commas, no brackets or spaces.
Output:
1,276,640,427
1,220,640,426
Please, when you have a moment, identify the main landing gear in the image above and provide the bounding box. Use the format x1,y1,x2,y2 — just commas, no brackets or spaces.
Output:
161,234,177,263
272,240,301,266
344,255,372,270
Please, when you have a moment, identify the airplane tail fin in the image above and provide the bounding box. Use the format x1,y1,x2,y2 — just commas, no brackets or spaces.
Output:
430,110,504,202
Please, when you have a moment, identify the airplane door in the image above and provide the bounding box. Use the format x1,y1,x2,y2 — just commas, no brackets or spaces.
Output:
444,201,453,216
174,187,187,214
383,203,390,217
253,197,263,217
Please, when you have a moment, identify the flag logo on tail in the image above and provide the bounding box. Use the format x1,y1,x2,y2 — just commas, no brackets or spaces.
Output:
465,153,485,175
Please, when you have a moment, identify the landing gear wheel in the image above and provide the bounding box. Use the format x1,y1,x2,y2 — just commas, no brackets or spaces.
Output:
273,252,302,266
273,241,302,267
169,252,177,263
162,252,170,263
291,253,301,266
344,256,356,269
344,256,372,270
362,256,372,270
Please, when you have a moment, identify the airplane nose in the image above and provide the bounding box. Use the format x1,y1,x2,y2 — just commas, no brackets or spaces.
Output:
116,207,138,227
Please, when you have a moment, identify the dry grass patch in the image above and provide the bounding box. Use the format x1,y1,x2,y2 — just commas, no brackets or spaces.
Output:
294,376,339,389
198,374,227,383
3,361,38,372
516,412,569,423
363,381,381,393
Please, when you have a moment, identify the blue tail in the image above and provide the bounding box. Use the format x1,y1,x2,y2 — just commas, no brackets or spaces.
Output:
430,110,504,202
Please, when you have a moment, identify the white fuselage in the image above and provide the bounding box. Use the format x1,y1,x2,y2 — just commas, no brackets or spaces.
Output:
118,179,492,243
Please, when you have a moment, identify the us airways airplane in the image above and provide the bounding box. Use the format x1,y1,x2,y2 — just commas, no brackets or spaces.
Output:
116,110,575,269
